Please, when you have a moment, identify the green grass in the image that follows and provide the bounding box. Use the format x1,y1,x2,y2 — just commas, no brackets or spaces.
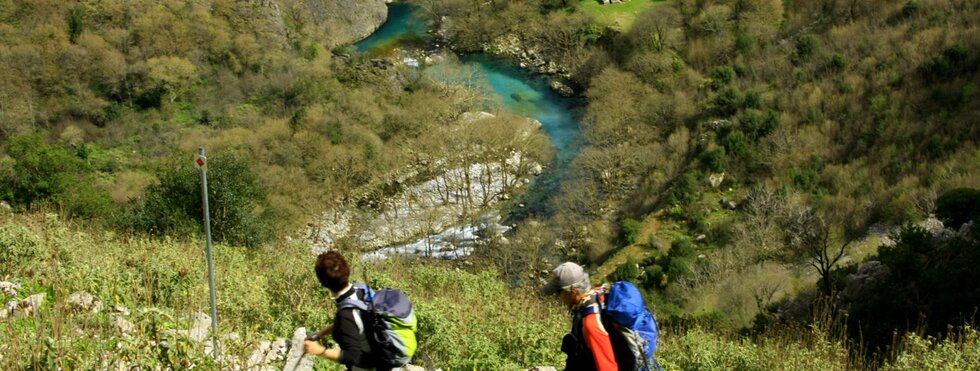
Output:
0,211,565,370
173,101,196,125
596,216,663,281
577,0,663,30
3,211,980,370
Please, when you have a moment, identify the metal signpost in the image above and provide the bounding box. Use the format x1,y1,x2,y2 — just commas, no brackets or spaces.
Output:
196,147,220,360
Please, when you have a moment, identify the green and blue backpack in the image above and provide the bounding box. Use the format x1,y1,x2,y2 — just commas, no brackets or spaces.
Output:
339,283,418,367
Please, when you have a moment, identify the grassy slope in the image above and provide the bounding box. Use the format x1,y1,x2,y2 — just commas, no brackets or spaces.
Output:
578,0,663,30
0,212,565,370
595,216,664,281
2,212,979,369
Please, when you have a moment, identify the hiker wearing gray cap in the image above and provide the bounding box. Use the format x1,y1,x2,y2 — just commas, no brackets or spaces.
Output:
543,262,623,371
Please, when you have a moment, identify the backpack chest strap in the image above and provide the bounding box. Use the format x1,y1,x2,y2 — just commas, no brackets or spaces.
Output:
580,302,600,316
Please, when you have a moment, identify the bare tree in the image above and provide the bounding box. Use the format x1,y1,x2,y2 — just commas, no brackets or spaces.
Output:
754,280,783,312
785,207,851,297
734,186,791,258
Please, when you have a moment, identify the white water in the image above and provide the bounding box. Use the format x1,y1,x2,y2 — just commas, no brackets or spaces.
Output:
361,214,511,261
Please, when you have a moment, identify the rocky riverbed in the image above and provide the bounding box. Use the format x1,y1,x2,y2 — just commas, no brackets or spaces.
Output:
307,112,544,258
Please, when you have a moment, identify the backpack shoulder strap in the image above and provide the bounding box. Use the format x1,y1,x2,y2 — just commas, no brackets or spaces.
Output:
578,290,604,317
345,301,373,353
338,283,372,311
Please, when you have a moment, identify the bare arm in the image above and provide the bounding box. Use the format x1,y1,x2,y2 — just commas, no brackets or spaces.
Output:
303,340,341,362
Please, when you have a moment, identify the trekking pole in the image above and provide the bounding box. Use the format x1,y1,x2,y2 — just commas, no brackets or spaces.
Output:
306,325,332,341
197,147,220,360
417,348,435,371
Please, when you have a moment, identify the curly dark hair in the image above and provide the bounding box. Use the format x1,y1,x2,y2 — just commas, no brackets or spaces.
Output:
314,251,350,292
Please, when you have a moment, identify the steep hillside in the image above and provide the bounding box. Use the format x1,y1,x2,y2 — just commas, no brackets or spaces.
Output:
3,212,979,370
2,0,980,368
0,0,549,250
0,212,566,369
421,0,980,357
290,0,389,47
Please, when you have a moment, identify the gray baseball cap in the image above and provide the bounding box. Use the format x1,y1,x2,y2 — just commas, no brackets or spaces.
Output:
541,262,589,295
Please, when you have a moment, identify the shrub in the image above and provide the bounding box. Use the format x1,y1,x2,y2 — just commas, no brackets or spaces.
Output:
668,170,703,205
578,24,604,44
713,87,742,116
643,264,667,289
709,66,736,90
788,158,824,194
667,256,694,282
918,44,970,79
670,238,696,259
826,53,848,72
741,109,779,140
0,134,114,218
721,129,751,158
700,146,727,171
131,154,272,247
622,218,644,245
840,223,980,352
793,34,820,64
686,210,709,232
935,188,980,229
610,256,642,282
743,89,762,109
789,167,822,194
735,32,753,54
901,0,920,17
0,223,44,276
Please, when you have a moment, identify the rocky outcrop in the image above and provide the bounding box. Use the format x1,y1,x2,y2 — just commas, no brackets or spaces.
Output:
233,1,290,46
2,293,45,319
162,312,290,369
479,33,576,96
248,338,289,370
283,327,314,371
840,260,890,303
308,112,544,255
234,0,388,48
1,300,15,319
549,79,575,97
486,34,565,75
300,0,388,47
708,172,725,188
178,312,214,343
874,215,947,247
111,315,136,335
68,291,104,313
0,281,20,297
309,153,535,255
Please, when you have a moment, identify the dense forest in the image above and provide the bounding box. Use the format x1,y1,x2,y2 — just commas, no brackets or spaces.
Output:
1,0,979,369
420,0,980,358
0,0,551,247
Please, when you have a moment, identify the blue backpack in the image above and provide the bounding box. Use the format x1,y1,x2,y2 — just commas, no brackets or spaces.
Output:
338,283,418,367
602,281,661,371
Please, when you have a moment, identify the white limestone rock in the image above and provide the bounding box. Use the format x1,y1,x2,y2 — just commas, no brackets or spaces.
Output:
67,291,104,313
0,281,20,297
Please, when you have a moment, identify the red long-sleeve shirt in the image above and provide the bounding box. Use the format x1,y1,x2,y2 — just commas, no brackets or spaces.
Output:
581,312,619,371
